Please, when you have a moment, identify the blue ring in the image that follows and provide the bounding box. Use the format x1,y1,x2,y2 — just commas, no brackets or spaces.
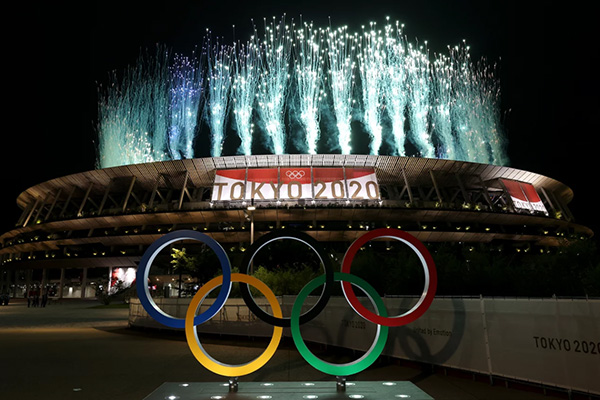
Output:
135,230,232,329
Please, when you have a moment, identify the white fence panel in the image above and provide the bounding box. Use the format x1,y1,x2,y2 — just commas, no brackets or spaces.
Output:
129,296,599,395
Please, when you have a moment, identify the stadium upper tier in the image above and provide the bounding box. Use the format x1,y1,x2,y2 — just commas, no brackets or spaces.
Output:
0,155,592,269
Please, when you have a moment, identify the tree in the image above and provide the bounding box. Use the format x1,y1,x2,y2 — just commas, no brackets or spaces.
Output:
170,247,198,297
170,246,222,297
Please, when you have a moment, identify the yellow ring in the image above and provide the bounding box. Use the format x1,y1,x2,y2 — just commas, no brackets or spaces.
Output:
185,273,283,376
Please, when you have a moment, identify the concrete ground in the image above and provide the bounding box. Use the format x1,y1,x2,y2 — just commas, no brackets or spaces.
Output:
0,299,569,400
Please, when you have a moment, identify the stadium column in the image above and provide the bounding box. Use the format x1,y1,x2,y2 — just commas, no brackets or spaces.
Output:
11,270,17,298
41,268,47,298
108,266,112,293
429,170,443,203
7,269,13,296
6,269,11,296
0,268,6,294
58,268,65,299
81,267,88,298
25,269,32,299
401,167,414,203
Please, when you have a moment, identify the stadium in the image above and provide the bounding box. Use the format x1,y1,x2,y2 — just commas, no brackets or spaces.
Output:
0,15,595,301
0,153,593,299
2,7,598,399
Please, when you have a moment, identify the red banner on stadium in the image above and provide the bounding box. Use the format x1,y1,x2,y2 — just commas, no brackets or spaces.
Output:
501,179,548,214
211,167,379,201
280,167,312,199
245,168,279,200
313,168,346,199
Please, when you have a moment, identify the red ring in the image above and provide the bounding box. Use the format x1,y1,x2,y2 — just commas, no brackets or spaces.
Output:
340,228,437,327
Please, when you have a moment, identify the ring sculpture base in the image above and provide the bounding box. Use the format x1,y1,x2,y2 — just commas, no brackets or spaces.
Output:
143,381,434,400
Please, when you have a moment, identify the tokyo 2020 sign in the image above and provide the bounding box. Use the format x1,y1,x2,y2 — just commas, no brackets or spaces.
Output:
136,228,437,378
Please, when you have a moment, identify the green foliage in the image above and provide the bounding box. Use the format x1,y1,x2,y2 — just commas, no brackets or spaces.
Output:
169,239,600,299
210,267,242,298
250,240,322,272
251,265,319,296
340,239,599,297
171,247,198,273
170,246,220,283
582,262,600,296
348,246,426,296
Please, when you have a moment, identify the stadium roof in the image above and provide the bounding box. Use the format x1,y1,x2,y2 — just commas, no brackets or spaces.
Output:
16,155,573,209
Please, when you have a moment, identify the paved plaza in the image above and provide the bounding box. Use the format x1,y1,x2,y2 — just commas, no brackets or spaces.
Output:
0,299,560,400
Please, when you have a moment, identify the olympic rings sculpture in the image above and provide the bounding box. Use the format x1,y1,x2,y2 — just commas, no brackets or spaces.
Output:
136,228,437,377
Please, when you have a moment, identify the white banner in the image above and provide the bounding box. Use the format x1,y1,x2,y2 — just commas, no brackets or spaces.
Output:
211,169,247,201
245,168,279,200
345,168,381,200
383,298,490,373
484,299,599,393
501,179,548,214
211,167,380,202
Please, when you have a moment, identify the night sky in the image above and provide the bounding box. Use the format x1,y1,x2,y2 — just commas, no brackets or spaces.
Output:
3,1,598,239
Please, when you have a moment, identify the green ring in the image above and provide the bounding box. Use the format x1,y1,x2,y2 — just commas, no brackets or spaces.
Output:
291,272,389,376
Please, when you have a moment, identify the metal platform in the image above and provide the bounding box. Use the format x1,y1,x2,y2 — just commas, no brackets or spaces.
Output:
143,380,434,400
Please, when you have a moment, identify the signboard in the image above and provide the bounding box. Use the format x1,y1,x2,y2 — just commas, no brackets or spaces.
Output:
345,167,381,200
212,169,246,201
245,168,279,200
211,167,380,202
519,182,548,214
501,179,548,215
280,167,312,199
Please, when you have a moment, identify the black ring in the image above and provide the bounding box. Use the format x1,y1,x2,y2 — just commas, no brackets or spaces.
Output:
239,229,334,327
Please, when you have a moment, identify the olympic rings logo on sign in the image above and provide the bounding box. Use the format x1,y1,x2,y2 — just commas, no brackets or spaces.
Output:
136,228,437,377
285,169,306,180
